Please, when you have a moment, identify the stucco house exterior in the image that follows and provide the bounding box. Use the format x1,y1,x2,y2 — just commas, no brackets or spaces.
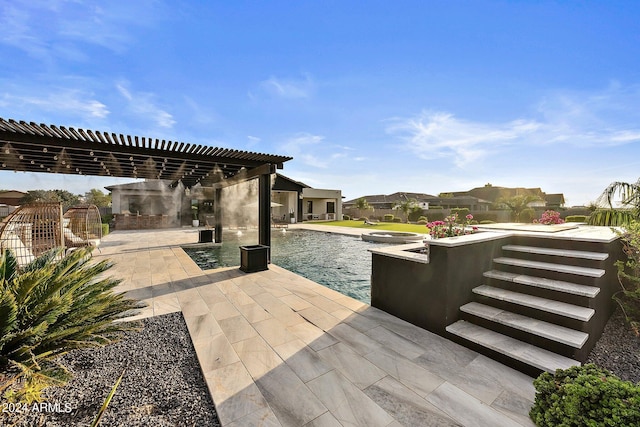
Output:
105,174,342,229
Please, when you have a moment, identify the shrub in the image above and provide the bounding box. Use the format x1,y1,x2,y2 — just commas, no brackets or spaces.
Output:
479,220,496,224
383,214,395,222
614,220,640,335
101,213,113,224
342,214,350,220
565,215,588,223
392,217,402,223
0,248,144,403
418,216,428,222
535,210,564,225
520,208,536,223
416,220,428,225
530,364,640,426
102,223,110,237
450,208,470,219
471,212,499,223
425,211,446,222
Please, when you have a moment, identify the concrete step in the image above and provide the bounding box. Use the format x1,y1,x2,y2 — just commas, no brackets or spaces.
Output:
446,320,580,373
502,244,608,261
483,270,600,298
460,302,589,348
493,257,605,278
473,285,595,322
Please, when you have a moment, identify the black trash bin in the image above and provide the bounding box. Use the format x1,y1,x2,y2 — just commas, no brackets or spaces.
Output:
198,229,214,243
239,245,269,273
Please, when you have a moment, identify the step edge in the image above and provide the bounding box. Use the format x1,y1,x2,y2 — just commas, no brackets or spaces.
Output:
446,320,580,373
473,285,595,321
501,244,609,260
460,302,588,348
493,257,605,278
483,269,601,298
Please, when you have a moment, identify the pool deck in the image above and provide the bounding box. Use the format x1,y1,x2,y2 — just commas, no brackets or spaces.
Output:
100,226,537,427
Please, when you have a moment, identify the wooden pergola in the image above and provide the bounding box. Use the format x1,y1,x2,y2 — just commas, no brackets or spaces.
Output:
0,117,292,248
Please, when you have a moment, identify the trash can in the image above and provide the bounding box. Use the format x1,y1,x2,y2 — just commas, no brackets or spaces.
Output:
239,245,269,273
198,229,214,243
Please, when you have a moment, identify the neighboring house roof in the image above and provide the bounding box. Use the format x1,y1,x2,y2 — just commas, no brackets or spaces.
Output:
344,192,435,205
0,190,27,198
545,193,566,206
273,174,310,192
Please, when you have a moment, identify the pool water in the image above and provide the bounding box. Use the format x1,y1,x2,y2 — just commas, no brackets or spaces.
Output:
183,229,393,303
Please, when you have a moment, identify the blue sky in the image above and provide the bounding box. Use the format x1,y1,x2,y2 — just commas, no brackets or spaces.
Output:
1,1,639,205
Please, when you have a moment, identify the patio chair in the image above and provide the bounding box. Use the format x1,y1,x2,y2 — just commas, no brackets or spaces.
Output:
0,202,64,268
63,205,102,251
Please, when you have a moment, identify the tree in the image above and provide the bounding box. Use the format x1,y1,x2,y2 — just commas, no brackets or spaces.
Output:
438,192,454,198
588,179,640,226
393,199,418,223
353,197,374,218
21,190,81,211
84,188,111,207
497,194,543,222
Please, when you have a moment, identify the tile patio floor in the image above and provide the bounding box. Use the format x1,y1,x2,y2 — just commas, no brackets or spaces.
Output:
99,227,537,427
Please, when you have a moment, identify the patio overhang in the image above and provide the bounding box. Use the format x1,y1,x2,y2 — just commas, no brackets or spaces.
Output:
0,117,293,250
0,118,291,189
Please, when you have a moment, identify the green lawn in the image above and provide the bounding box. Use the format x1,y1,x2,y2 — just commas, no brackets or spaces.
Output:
309,220,430,234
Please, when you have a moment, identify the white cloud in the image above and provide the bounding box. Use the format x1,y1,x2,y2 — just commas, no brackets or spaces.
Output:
389,85,640,168
279,132,328,168
116,83,175,128
387,111,538,167
259,74,314,99
0,89,109,119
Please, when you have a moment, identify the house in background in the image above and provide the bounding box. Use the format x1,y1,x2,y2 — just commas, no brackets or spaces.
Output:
0,190,26,218
343,192,492,212
271,174,342,222
106,174,342,229
450,185,566,209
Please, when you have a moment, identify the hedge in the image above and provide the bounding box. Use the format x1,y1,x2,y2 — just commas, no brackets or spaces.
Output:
565,215,588,222
530,364,640,426
383,214,395,222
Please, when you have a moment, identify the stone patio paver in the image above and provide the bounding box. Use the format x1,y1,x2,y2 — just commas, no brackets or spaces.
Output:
99,227,536,426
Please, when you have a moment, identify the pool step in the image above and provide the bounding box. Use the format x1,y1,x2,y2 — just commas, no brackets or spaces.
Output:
446,320,580,373
483,270,600,298
493,257,605,278
473,285,594,322
501,245,608,261
460,302,588,348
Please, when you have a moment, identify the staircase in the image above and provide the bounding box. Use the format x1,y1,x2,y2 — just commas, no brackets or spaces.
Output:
446,241,610,375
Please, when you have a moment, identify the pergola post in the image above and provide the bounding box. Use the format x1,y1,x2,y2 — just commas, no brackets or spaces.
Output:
214,188,222,243
258,172,272,258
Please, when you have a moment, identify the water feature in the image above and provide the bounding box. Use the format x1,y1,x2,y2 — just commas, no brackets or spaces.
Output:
183,229,393,303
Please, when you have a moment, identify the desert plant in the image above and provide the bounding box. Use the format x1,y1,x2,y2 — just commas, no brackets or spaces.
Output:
0,248,143,403
393,199,419,223
530,364,640,426
498,194,543,222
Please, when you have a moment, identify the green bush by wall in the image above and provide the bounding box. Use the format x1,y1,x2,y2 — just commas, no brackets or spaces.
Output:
102,223,110,236
425,211,446,222
342,214,350,220
518,207,536,223
392,217,402,223
565,215,588,222
416,219,428,225
451,208,470,218
530,364,640,426
383,214,395,222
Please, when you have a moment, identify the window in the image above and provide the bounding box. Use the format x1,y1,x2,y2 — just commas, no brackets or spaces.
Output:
327,201,335,214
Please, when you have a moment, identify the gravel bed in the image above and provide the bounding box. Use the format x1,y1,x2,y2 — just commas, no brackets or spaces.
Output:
7,312,220,427
586,306,640,384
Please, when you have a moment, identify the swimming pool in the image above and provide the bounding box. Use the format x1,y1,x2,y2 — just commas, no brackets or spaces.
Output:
183,229,393,303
